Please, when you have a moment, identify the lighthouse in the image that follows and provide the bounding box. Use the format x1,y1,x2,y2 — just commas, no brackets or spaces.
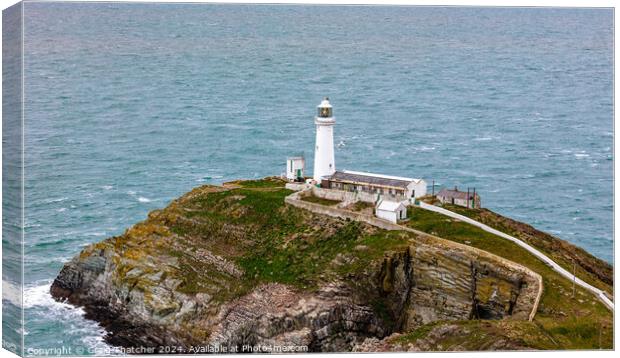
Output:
313,97,336,183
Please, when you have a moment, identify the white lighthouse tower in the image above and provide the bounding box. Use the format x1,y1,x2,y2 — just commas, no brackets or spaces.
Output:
313,97,336,183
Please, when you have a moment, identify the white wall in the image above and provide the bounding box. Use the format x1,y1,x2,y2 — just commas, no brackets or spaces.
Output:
313,121,335,182
286,159,304,180
376,209,398,223
407,180,427,199
399,206,407,219
285,183,308,191
312,186,379,204
438,197,468,207
376,204,406,223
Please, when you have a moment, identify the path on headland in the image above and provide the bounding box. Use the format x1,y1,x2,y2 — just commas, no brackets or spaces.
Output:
418,202,614,312
285,189,543,321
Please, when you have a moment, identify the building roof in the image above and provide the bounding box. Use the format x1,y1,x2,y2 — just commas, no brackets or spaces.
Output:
287,156,305,161
318,97,332,108
377,200,406,212
437,188,479,200
325,170,423,189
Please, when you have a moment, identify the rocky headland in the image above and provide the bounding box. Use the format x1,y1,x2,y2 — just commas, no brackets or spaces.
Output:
50,178,613,351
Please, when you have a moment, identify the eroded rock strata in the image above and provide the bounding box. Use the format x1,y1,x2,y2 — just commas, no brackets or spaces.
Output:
52,240,538,351
50,179,609,351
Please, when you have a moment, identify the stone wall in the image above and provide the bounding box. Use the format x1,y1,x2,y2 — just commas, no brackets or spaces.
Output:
285,182,309,191
285,191,404,231
310,186,408,205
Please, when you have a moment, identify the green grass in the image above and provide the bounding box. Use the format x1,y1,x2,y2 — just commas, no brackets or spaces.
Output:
167,184,394,290
349,201,375,212
227,177,287,188
394,321,437,344
237,220,364,288
337,231,410,277
164,182,416,324
392,319,597,351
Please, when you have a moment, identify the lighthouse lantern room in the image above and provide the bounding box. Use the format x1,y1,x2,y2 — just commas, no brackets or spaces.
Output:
313,98,336,183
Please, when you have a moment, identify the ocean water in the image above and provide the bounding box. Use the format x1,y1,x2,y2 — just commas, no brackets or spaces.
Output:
4,3,613,354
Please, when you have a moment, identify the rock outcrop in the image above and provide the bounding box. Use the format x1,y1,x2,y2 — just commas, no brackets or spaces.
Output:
48,179,569,352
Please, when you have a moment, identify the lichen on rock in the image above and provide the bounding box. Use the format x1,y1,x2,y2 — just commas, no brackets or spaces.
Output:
50,178,612,351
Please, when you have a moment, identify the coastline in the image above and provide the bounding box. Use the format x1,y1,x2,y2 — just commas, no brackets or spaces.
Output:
49,178,614,351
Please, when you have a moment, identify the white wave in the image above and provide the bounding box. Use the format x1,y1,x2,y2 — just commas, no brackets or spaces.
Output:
23,282,55,309
22,281,120,353
57,207,67,212
137,197,151,203
2,280,22,307
574,153,590,159
102,185,113,190
84,232,107,237
127,190,136,196
42,197,68,204
417,145,436,152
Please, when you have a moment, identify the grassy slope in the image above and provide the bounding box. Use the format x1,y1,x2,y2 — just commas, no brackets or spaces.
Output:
401,207,613,349
444,204,613,290
143,177,412,301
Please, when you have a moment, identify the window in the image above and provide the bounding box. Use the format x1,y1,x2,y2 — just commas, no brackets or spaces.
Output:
318,107,333,118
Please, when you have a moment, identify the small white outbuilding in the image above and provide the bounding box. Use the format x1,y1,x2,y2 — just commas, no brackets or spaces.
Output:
286,156,305,181
375,200,407,223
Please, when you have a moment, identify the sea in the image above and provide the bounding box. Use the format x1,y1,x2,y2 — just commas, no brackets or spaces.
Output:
2,3,613,355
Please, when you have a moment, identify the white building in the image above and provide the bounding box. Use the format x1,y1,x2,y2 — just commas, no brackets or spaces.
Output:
286,156,305,181
320,170,427,201
313,98,336,183
376,200,407,223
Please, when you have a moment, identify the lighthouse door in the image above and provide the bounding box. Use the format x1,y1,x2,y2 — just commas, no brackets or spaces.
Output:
296,169,302,179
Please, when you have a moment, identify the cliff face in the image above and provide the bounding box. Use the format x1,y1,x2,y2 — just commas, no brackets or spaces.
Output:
51,237,538,351
50,179,543,352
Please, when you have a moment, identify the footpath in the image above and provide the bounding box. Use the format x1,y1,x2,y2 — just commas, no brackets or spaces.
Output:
418,202,614,312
